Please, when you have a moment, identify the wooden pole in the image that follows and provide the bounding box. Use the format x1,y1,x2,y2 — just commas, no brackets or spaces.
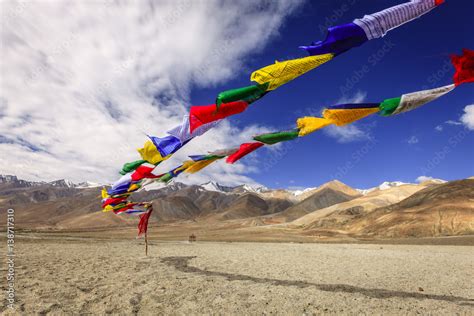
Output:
145,231,148,256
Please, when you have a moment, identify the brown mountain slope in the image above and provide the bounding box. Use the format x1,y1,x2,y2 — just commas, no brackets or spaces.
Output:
132,185,238,221
316,180,361,197
152,196,201,221
265,187,358,223
0,181,295,229
342,179,474,237
0,186,106,229
291,184,426,228
0,186,82,205
209,193,292,221
257,180,360,202
298,180,474,238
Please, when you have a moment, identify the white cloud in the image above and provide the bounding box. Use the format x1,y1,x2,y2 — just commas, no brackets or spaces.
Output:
416,176,434,183
445,120,462,126
323,91,371,143
0,0,303,184
324,125,370,143
435,117,465,132
336,91,367,104
407,135,419,144
460,104,474,130
415,175,446,184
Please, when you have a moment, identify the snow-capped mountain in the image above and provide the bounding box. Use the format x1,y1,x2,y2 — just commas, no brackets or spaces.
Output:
357,181,413,195
49,179,76,188
0,174,448,199
0,175,45,187
200,181,234,193
0,175,103,189
76,181,102,188
289,187,317,196
232,183,268,194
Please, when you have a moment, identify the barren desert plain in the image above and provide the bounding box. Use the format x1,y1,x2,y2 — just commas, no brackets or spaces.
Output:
1,232,473,315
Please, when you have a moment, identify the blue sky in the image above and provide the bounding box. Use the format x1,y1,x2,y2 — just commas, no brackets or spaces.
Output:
1,0,472,189
191,0,474,189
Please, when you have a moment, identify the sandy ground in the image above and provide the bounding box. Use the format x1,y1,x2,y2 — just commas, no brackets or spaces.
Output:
1,235,473,315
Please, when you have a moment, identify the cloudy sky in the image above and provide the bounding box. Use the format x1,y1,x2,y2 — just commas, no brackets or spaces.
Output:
1,0,473,189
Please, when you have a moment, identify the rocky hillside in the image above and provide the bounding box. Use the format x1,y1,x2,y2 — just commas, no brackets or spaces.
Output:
1,174,473,239
343,179,474,238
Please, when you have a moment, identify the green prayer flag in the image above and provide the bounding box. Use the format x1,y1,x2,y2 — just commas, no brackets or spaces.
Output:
158,173,173,183
379,97,401,116
120,159,147,175
253,129,300,145
216,83,269,108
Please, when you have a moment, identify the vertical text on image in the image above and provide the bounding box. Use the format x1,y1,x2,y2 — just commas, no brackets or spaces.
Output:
6,208,15,310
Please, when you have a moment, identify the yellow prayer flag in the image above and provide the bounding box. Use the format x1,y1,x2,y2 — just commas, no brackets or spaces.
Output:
322,108,379,126
296,117,333,136
137,140,170,165
101,188,109,199
103,205,113,212
175,160,196,173
185,157,220,174
250,53,334,91
128,184,140,192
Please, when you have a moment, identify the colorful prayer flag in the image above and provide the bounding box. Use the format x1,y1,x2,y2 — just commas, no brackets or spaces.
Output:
120,160,146,175
322,107,379,126
107,181,132,196
101,197,127,209
185,157,222,173
378,97,402,116
148,135,182,157
216,84,268,108
190,101,248,133
300,23,367,56
188,154,223,161
137,140,170,165
327,103,380,110
253,129,299,145
226,142,264,164
353,0,442,40
296,117,332,136
167,115,219,143
131,163,163,181
137,207,153,237
208,148,240,157
451,49,474,86
128,183,142,193
101,188,109,199
250,54,334,91
393,84,455,115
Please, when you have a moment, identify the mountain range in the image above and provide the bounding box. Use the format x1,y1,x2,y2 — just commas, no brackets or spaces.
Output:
0,174,473,240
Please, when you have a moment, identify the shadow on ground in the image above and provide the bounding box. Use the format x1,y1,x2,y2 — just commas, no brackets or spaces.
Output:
161,256,473,305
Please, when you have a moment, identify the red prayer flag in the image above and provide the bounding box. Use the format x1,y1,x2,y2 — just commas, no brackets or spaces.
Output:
189,101,248,133
131,164,163,181
101,197,127,208
138,207,153,237
451,49,474,86
113,203,137,214
226,142,264,164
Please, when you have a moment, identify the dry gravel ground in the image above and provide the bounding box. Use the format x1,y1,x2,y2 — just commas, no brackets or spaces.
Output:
1,236,473,315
